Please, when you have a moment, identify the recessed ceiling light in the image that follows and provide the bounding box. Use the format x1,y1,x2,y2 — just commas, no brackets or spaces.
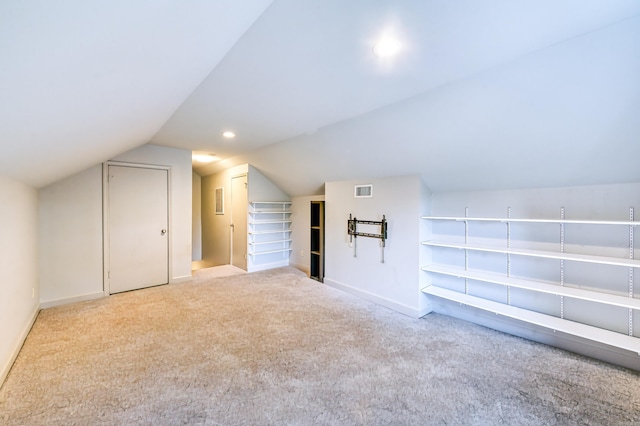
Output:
222,131,236,139
373,36,402,57
193,154,216,163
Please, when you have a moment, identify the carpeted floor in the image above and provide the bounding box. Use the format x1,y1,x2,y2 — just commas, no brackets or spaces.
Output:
1,267,639,425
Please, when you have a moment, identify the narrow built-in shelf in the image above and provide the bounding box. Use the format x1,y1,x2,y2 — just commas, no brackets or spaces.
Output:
248,201,292,261
422,216,639,226
421,240,640,269
422,285,640,354
422,264,640,310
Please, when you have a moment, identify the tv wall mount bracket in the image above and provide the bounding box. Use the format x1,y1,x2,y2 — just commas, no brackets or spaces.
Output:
347,214,388,263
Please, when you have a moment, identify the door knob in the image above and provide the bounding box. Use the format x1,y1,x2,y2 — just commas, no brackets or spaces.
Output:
161,229,167,235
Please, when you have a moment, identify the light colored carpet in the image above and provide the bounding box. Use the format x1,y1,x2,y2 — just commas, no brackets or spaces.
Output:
192,264,247,280
1,267,639,425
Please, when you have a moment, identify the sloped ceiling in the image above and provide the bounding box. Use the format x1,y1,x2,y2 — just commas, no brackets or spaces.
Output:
2,1,639,195
0,0,273,187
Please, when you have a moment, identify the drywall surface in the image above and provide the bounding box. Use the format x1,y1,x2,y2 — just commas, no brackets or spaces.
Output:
38,144,192,308
418,180,433,314
202,164,248,266
290,195,325,275
202,164,249,266
248,164,289,202
0,176,39,386
325,175,424,317
427,182,640,368
39,165,103,306
201,164,290,270
192,171,202,261
112,144,192,281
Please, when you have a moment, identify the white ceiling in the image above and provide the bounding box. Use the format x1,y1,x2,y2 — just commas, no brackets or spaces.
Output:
2,1,640,195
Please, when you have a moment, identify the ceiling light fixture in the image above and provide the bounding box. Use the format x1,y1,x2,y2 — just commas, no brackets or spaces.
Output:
193,153,216,163
373,36,402,57
222,131,236,139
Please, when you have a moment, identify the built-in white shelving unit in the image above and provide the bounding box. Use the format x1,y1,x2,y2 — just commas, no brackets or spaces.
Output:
421,209,640,354
247,201,292,271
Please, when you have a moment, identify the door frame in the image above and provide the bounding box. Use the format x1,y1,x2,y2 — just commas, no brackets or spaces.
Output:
102,161,172,296
229,173,247,269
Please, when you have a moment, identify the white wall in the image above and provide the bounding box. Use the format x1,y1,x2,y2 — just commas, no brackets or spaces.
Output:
247,164,289,202
201,164,290,270
38,144,193,309
325,175,428,317
192,171,202,261
39,165,103,306
0,176,39,386
201,164,249,267
290,195,325,275
427,182,640,369
112,144,193,281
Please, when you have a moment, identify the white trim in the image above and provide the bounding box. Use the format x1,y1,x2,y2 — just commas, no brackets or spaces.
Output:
171,275,192,284
1,305,39,388
103,162,172,295
40,292,104,309
246,259,289,273
323,278,428,318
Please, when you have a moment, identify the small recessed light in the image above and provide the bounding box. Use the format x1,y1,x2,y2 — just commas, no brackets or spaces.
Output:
222,131,236,139
193,154,216,163
373,36,401,57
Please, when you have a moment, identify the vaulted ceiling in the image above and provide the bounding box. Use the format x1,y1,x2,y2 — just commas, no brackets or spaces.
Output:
2,1,640,195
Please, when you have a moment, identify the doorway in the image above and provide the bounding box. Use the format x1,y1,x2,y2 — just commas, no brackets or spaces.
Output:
231,174,247,270
106,164,169,294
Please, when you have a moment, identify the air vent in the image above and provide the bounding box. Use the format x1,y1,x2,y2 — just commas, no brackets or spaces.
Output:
354,184,373,198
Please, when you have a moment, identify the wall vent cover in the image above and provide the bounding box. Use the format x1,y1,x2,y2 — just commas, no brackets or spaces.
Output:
354,184,373,198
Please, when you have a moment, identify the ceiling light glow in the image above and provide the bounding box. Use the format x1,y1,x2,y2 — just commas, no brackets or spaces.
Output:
193,154,216,163
373,36,402,57
222,131,236,139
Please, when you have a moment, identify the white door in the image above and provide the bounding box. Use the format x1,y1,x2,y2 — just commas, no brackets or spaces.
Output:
108,165,169,294
231,175,247,270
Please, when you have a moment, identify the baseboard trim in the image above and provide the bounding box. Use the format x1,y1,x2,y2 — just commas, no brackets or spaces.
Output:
430,299,640,371
40,291,104,309
1,305,39,388
247,260,289,273
171,275,192,284
324,278,426,318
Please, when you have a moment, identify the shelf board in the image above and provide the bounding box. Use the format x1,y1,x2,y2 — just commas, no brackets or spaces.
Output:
422,264,640,310
249,248,293,256
250,210,292,214
249,239,292,246
421,240,640,268
422,285,640,354
249,220,292,225
422,216,639,226
250,201,291,205
248,229,292,235
310,251,321,255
